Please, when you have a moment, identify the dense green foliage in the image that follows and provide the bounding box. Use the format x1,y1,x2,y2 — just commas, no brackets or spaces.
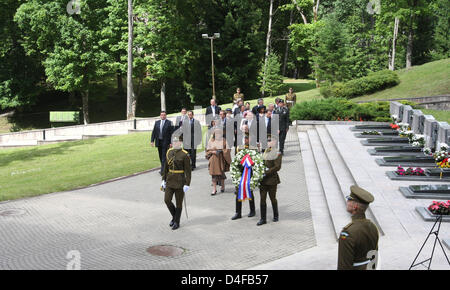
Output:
320,70,400,99
290,98,392,121
0,0,447,123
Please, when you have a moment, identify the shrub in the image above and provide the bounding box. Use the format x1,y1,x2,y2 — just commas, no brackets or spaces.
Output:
321,70,400,99
290,98,391,121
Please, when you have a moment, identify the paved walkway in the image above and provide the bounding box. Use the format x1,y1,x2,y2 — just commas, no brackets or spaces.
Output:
0,129,315,270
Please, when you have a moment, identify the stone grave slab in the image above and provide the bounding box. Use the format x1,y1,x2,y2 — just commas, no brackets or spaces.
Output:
415,207,450,222
400,185,450,199
375,155,435,167
386,168,450,182
368,145,422,156
361,137,409,146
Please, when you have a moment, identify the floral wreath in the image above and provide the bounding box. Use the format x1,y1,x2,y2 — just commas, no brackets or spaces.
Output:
230,149,266,190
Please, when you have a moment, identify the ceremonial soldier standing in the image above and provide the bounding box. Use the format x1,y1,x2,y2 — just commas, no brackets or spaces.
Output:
233,87,244,105
231,135,257,220
161,136,192,230
338,185,379,270
285,87,297,109
257,135,282,226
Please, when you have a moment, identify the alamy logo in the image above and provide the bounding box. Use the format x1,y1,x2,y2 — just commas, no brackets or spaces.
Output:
366,0,381,15
66,250,81,270
67,0,81,15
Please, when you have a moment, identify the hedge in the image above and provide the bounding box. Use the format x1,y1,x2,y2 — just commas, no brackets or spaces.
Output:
320,70,400,99
290,98,391,121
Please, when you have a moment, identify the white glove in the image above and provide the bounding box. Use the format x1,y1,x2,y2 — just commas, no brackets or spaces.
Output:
161,180,166,189
183,185,190,193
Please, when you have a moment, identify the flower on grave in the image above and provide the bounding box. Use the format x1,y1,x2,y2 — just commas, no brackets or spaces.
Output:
423,147,432,156
428,200,450,215
414,168,425,176
391,115,398,124
405,167,414,175
396,166,405,175
390,123,399,130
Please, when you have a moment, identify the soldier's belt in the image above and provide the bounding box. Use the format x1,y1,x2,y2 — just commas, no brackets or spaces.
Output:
169,169,185,174
286,100,294,103
353,260,370,267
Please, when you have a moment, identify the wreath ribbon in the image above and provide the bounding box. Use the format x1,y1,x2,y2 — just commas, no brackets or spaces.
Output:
238,154,254,201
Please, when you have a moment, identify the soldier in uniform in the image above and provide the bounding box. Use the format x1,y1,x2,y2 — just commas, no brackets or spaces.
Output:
233,87,244,105
338,185,379,270
161,136,192,230
285,87,297,109
257,135,282,226
231,135,258,220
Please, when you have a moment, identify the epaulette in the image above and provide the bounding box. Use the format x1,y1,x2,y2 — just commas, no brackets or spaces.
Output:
343,222,353,230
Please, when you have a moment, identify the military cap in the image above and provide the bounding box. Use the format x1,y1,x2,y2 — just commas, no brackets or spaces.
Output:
226,108,232,112
347,185,374,205
279,99,285,103
172,135,183,143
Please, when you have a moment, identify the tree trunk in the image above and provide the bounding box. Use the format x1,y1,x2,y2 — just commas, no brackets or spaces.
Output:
82,89,89,125
132,77,143,117
406,26,413,69
282,9,294,76
389,17,399,71
127,0,135,119
262,0,274,97
160,81,166,112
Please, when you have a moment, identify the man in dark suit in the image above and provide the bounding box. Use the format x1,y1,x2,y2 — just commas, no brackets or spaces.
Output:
205,98,221,128
276,99,290,155
182,110,202,170
151,111,173,175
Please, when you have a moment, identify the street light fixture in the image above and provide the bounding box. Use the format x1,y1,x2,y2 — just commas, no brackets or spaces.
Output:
202,33,220,100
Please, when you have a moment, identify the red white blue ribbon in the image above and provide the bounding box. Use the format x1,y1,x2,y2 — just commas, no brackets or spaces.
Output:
238,154,254,201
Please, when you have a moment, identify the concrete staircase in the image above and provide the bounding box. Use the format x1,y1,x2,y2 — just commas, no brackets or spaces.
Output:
298,124,385,241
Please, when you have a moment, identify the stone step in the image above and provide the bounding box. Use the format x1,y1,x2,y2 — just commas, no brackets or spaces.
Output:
326,124,411,240
0,140,38,148
298,131,337,245
307,128,350,240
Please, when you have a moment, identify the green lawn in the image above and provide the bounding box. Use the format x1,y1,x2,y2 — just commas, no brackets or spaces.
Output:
0,133,159,201
0,127,210,202
420,108,450,123
352,58,450,102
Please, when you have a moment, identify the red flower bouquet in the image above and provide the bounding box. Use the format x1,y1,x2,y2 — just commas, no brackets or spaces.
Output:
428,200,450,215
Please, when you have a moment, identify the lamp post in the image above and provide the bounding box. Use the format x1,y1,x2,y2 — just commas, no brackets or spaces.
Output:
202,33,220,100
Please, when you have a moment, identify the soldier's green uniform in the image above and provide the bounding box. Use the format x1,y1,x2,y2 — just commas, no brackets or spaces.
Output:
163,146,191,230
338,185,379,270
257,147,282,226
285,92,296,109
233,92,244,104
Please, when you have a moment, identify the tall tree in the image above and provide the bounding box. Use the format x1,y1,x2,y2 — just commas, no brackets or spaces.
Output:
15,0,109,124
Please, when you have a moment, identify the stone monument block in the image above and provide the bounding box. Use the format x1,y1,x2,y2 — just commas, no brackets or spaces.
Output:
401,105,413,124
423,116,438,150
436,122,450,149
390,101,403,120
411,110,424,134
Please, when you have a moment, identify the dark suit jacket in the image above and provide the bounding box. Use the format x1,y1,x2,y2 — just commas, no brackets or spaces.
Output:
175,115,188,130
182,118,202,149
151,119,173,147
205,105,221,117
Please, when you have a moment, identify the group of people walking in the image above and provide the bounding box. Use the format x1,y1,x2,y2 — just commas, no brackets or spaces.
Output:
152,87,295,231
153,87,380,270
